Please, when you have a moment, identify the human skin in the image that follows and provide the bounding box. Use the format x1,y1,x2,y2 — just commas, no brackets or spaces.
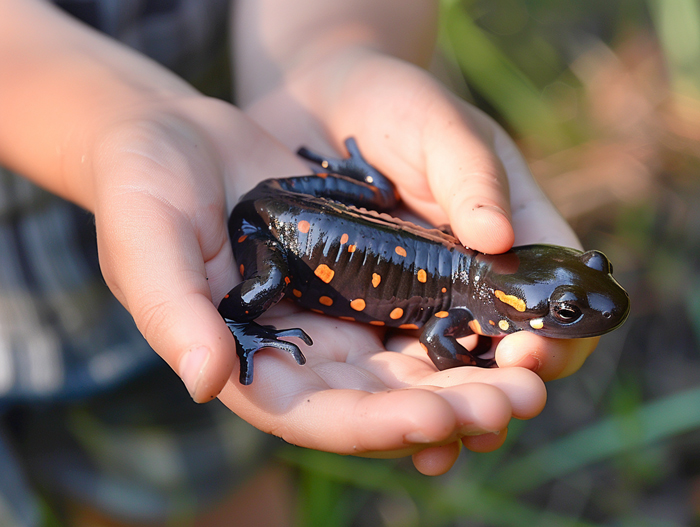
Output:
0,0,599,477
230,0,599,473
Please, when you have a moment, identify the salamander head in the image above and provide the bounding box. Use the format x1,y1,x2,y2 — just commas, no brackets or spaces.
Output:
472,245,630,338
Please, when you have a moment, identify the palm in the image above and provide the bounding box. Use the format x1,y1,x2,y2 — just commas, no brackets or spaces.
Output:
92,96,589,473
216,303,546,458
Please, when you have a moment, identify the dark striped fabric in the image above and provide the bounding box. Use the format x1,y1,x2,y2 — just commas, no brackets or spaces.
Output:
55,0,232,97
0,2,270,525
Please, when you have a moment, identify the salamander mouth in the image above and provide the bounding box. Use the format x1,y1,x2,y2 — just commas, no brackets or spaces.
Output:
530,308,630,339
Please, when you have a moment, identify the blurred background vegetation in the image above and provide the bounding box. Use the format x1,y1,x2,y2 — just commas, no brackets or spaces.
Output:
281,1,700,526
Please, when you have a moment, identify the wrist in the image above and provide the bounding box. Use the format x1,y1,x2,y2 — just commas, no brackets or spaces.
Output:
242,48,421,150
234,0,439,109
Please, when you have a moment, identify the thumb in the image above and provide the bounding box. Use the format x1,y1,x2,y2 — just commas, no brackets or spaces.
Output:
96,192,236,402
423,101,514,254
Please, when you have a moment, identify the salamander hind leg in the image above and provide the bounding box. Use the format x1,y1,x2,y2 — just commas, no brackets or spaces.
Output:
419,308,496,370
297,137,394,194
218,238,312,385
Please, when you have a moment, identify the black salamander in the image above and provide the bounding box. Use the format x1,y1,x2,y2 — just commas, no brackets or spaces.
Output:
218,138,630,384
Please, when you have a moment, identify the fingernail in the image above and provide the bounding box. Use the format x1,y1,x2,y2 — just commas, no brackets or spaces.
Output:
462,429,499,436
179,346,211,401
404,431,434,444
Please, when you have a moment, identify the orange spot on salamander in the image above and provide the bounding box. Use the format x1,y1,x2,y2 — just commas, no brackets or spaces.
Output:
494,290,526,312
237,235,247,243
441,287,447,293
417,269,427,283
292,289,302,298
529,318,544,330
369,320,385,326
372,273,381,288
339,316,355,322
468,319,483,335
340,233,349,244
350,298,366,311
239,264,244,276
297,220,311,233
435,311,449,318
389,307,403,320
319,296,333,306
284,276,291,285
314,264,335,283
395,246,407,257
399,323,419,330
348,244,357,253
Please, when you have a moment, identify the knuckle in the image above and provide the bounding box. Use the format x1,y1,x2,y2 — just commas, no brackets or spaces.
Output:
131,290,177,345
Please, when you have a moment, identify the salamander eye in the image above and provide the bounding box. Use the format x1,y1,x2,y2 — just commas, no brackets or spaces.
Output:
550,285,585,324
581,250,611,273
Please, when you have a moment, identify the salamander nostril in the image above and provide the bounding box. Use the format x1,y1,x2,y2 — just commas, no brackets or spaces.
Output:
603,311,612,319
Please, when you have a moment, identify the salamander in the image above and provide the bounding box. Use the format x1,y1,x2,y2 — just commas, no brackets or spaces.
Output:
218,138,630,385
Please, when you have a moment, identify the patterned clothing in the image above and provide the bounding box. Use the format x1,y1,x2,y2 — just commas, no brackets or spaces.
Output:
0,2,272,525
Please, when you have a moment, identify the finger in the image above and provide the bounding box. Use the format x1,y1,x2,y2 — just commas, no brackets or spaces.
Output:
316,59,514,254
382,336,548,419
420,98,514,254
435,383,513,435
96,192,236,402
412,441,462,476
218,382,461,455
424,367,547,420
462,428,508,453
495,332,600,382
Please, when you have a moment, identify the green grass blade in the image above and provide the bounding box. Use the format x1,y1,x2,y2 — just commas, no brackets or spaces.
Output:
491,387,700,493
648,0,700,99
441,2,568,147
279,449,602,527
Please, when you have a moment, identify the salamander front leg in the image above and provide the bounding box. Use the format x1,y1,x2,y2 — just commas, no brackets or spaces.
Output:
219,238,312,385
222,320,311,385
419,308,496,370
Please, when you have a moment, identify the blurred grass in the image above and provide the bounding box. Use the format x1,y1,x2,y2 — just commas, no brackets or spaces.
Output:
648,0,700,100
286,0,700,526
440,0,572,148
283,388,700,526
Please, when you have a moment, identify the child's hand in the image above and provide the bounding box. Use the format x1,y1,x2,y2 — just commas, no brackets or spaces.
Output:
241,51,600,384
233,9,603,472
0,0,597,477
87,97,308,402
86,98,545,477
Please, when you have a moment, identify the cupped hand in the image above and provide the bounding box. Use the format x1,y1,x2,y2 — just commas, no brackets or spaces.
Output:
87,94,548,476
242,49,600,383
238,50,603,472
90,96,309,402
215,303,546,476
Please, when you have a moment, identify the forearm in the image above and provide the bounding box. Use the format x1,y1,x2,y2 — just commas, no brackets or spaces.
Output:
0,0,197,210
232,0,439,108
